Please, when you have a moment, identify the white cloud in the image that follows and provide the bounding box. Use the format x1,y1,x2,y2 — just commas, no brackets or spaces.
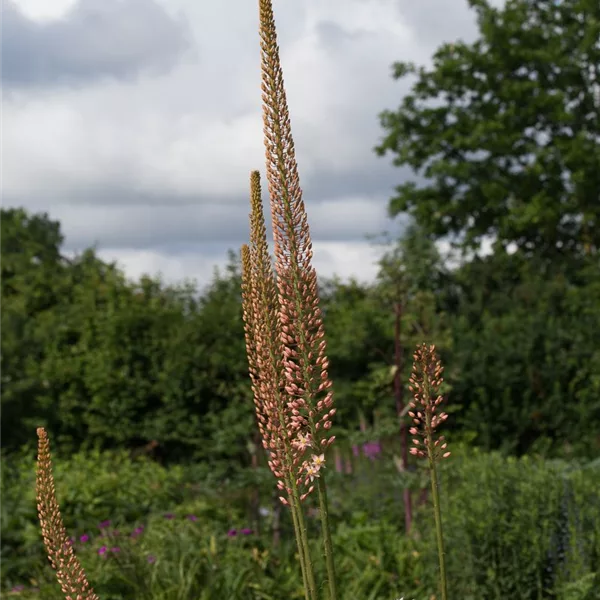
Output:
12,0,76,21
94,239,384,293
3,0,487,289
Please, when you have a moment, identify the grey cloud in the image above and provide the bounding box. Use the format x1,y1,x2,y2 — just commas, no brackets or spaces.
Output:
303,162,413,202
396,0,479,49
5,153,413,209
16,191,392,252
1,0,192,88
3,151,415,253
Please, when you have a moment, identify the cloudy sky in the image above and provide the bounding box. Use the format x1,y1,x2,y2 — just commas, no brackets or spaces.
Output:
3,0,488,290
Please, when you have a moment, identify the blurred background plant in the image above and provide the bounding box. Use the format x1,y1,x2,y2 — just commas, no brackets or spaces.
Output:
3,446,598,598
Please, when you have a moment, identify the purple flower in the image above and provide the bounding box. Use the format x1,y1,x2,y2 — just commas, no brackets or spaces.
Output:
147,555,156,564
67,537,75,546
98,520,111,529
131,525,145,537
227,529,237,537
11,585,25,592
362,440,382,460
110,547,120,553
186,514,198,522
164,513,174,520
98,546,107,556
240,528,254,535
80,534,89,543
352,444,360,457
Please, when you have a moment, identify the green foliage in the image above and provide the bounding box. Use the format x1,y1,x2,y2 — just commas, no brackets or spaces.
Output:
1,209,72,450
376,0,600,260
447,250,600,456
320,225,455,434
0,448,189,588
1,210,253,463
415,448,600,599
3,207,598,465
3,449,598,598
319,277,391,426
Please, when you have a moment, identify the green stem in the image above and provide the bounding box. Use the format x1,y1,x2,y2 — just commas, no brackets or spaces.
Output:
289,497,311,600
291,486,317,600
428,447,448,600
316,473,338,600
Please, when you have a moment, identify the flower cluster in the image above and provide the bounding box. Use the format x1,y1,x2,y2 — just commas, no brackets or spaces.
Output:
241,169,336,507
241,0,338,511
35,427,99,600
407,344,450,461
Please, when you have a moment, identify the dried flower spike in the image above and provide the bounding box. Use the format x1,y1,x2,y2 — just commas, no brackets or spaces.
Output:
36,427,99,600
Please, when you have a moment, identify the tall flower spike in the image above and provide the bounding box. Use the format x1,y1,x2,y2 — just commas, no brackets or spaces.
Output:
241,171,313,503
408,344,451,460
258,0,335,481
242,172,319,600
257,3,338,596
407,344,450,600
36,427,99,600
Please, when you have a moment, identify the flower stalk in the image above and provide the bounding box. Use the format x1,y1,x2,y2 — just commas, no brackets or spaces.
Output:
240,0,339,597
240,173,317,600
408,344,450,600
36,427,99,600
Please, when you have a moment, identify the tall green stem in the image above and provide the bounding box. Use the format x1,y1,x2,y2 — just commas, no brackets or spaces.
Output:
291,488,317,600
428,447,448,600
316,474,338,600
289,497,313,600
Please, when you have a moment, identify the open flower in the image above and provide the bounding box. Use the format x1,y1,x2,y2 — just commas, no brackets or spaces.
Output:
304,463,320,482
293,432,312,451
312,454,325,469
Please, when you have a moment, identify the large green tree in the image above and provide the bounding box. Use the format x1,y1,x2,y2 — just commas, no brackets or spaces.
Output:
376,0,600,260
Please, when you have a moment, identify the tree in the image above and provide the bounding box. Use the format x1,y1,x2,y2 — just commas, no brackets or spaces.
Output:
1,209,255,463
1,209,70,450
446,250,600,457
375,0,600,261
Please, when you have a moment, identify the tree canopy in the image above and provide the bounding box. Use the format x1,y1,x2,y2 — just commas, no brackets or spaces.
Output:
376,0,600,260
2,196,599,460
